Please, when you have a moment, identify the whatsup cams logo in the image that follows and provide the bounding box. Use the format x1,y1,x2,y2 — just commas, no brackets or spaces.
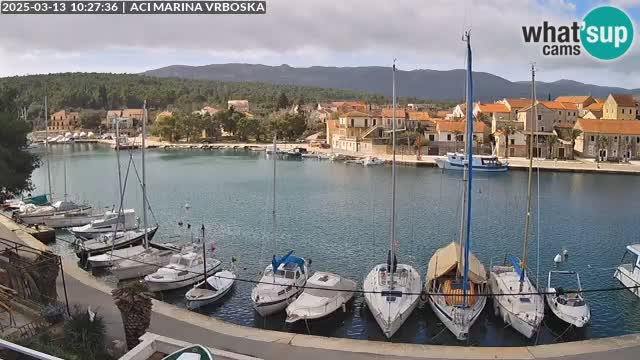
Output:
522,6,634,60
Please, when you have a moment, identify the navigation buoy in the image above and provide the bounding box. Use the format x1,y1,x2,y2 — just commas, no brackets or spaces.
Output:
554,254,562,264
184,203,191,209
562,249,569,258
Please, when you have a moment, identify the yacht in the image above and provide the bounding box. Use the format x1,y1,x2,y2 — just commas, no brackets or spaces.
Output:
75,226,158,260
87,245,147,268
426,243,487,340
436,153,508,172
70,209,138,239
144,251,221,292
362,156,385,166
18,200,92,225
614,244,640,298
285,271,356,324
251,251,308,316
545,270,591,327
363,61,421,338
43,209,106,229
111,245,182,281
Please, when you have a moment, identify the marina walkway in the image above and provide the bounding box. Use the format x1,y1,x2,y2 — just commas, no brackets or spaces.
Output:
2,218,640,359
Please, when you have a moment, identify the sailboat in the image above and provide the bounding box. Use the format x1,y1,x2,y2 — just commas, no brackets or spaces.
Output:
488,64,544,339
109,100,178,281
426,33,487,341
251,133,309,316
363,61,422,338
69,208,139,240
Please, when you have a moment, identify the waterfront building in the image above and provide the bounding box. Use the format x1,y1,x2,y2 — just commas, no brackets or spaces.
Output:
554,95,596,116
48,110,80,132
493,129,527,157
406,111,432,131
602,94,636,120
431,120,490,154
227,100,250,112
329,111,387,154
473,103,512,133
574,118,640,161
518,101,577,132
105,109,145,135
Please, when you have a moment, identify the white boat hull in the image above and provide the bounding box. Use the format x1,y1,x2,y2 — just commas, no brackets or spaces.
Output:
545,294,590,327
146,267,219,292
428,294,486,340
43,213,105,228
253,290,302,317
436,158,509,172
186,271,236,310
87,245,146,268
614,265,640,298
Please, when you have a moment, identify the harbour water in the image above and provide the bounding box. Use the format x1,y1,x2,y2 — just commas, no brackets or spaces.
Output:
30,144,640,346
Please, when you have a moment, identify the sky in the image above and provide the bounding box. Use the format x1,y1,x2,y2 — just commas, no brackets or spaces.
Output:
0,0,639,88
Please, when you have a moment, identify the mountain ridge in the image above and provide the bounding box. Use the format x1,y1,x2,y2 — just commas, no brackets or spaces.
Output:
143,63,640,102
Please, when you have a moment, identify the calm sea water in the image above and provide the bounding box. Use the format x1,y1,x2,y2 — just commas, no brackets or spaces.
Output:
30,143,640,346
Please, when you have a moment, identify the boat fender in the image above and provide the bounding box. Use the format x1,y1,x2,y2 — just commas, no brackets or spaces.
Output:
341,304,346,312
554,254,562,263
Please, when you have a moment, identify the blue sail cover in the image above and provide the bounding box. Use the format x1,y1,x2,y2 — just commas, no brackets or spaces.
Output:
271,250,306,273
508,255,524,278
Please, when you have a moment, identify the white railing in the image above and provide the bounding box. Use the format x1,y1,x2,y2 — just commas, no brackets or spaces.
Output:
0,338,64,360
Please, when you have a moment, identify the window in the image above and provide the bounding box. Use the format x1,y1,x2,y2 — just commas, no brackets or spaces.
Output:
590,135,595,141
622,109,625,114
364,119,368,127
537,115,542,121
350,119,354,127
373,119,376,126
515,110,519,114
510,139,515,145
429,134,435,141
447,134,452,141
559,111,562,115
636,137,640,144
541,126,545,132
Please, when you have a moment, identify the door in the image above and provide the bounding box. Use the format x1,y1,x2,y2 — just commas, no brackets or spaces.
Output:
509,148,515,157
558,147,565,159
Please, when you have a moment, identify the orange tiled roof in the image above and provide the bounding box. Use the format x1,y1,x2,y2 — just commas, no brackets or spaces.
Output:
575,118,640,135
476,103,510,113
340,111,370,118
436,120,486,133
122,109,144,118
436,110,450,118
554,96,592,104
504,98,531,108
560,102,579,110
586,102,604,111
407,111,430,121
540,101,566,110
381,108,407,117
610,94,636,107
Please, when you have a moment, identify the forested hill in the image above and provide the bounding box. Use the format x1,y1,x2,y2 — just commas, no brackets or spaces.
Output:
0,73,395,113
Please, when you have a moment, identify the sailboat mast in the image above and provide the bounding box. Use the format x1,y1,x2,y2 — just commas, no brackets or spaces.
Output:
390,60,397,288
44,95,53,200
462,32,474,306
521,64,537,286
115,119,123,212
142,100,149,248
272,130,277,258
201,224,208,289
63,158,67,201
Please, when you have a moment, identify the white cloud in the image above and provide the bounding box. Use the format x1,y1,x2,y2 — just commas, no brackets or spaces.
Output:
0,0,638,87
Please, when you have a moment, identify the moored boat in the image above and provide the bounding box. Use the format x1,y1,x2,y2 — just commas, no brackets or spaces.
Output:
613,244,640,298
87,244,147,268
185,269,236,310
144,251,221,292
436,153,508,172
545,270,591,327
162,344,213,360
75,226,158,259
251,251,308,316
43,209,106,229
70,208,138,239
285,271,356,324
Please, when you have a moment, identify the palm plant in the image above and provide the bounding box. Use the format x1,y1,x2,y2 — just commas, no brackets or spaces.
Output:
112,282,153,350
568,129,582,160
502,126,516,158
597,136,609,162
546,134,558,159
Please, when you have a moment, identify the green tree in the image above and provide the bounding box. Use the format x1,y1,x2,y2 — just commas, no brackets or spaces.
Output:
0,87,39,199
152,114,179,142
546,134,558,159
568,129,582,160
277,92,290,110
236,117,260,141
79,110,105,130
501,125,516,158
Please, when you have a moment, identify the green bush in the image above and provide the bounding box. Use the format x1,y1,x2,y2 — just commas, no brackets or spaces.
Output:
63,305,113,360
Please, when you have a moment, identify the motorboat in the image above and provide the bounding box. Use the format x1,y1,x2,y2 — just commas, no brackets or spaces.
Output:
162,345,213,360
362,156,385,166
70,209,138,239
75,226,158,260
251,251,308,317
285,271,356,324
87,245,146,268
18,200,92,225
614,244,640,298
436,153,508,172
111,245,182,281
43,209,106,229
545,271,590,327
185,269,236,310
426,242,487,340
144,251,221,292
489,257,544,338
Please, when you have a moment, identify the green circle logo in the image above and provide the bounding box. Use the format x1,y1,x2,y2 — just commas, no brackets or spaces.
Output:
580,6,634,60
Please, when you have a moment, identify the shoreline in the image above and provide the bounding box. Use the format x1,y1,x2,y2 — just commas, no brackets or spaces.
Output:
86,138,640,175
2,215,640,359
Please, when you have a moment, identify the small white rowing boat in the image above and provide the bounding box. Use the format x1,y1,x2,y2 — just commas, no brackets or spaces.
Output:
185,270,236,310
